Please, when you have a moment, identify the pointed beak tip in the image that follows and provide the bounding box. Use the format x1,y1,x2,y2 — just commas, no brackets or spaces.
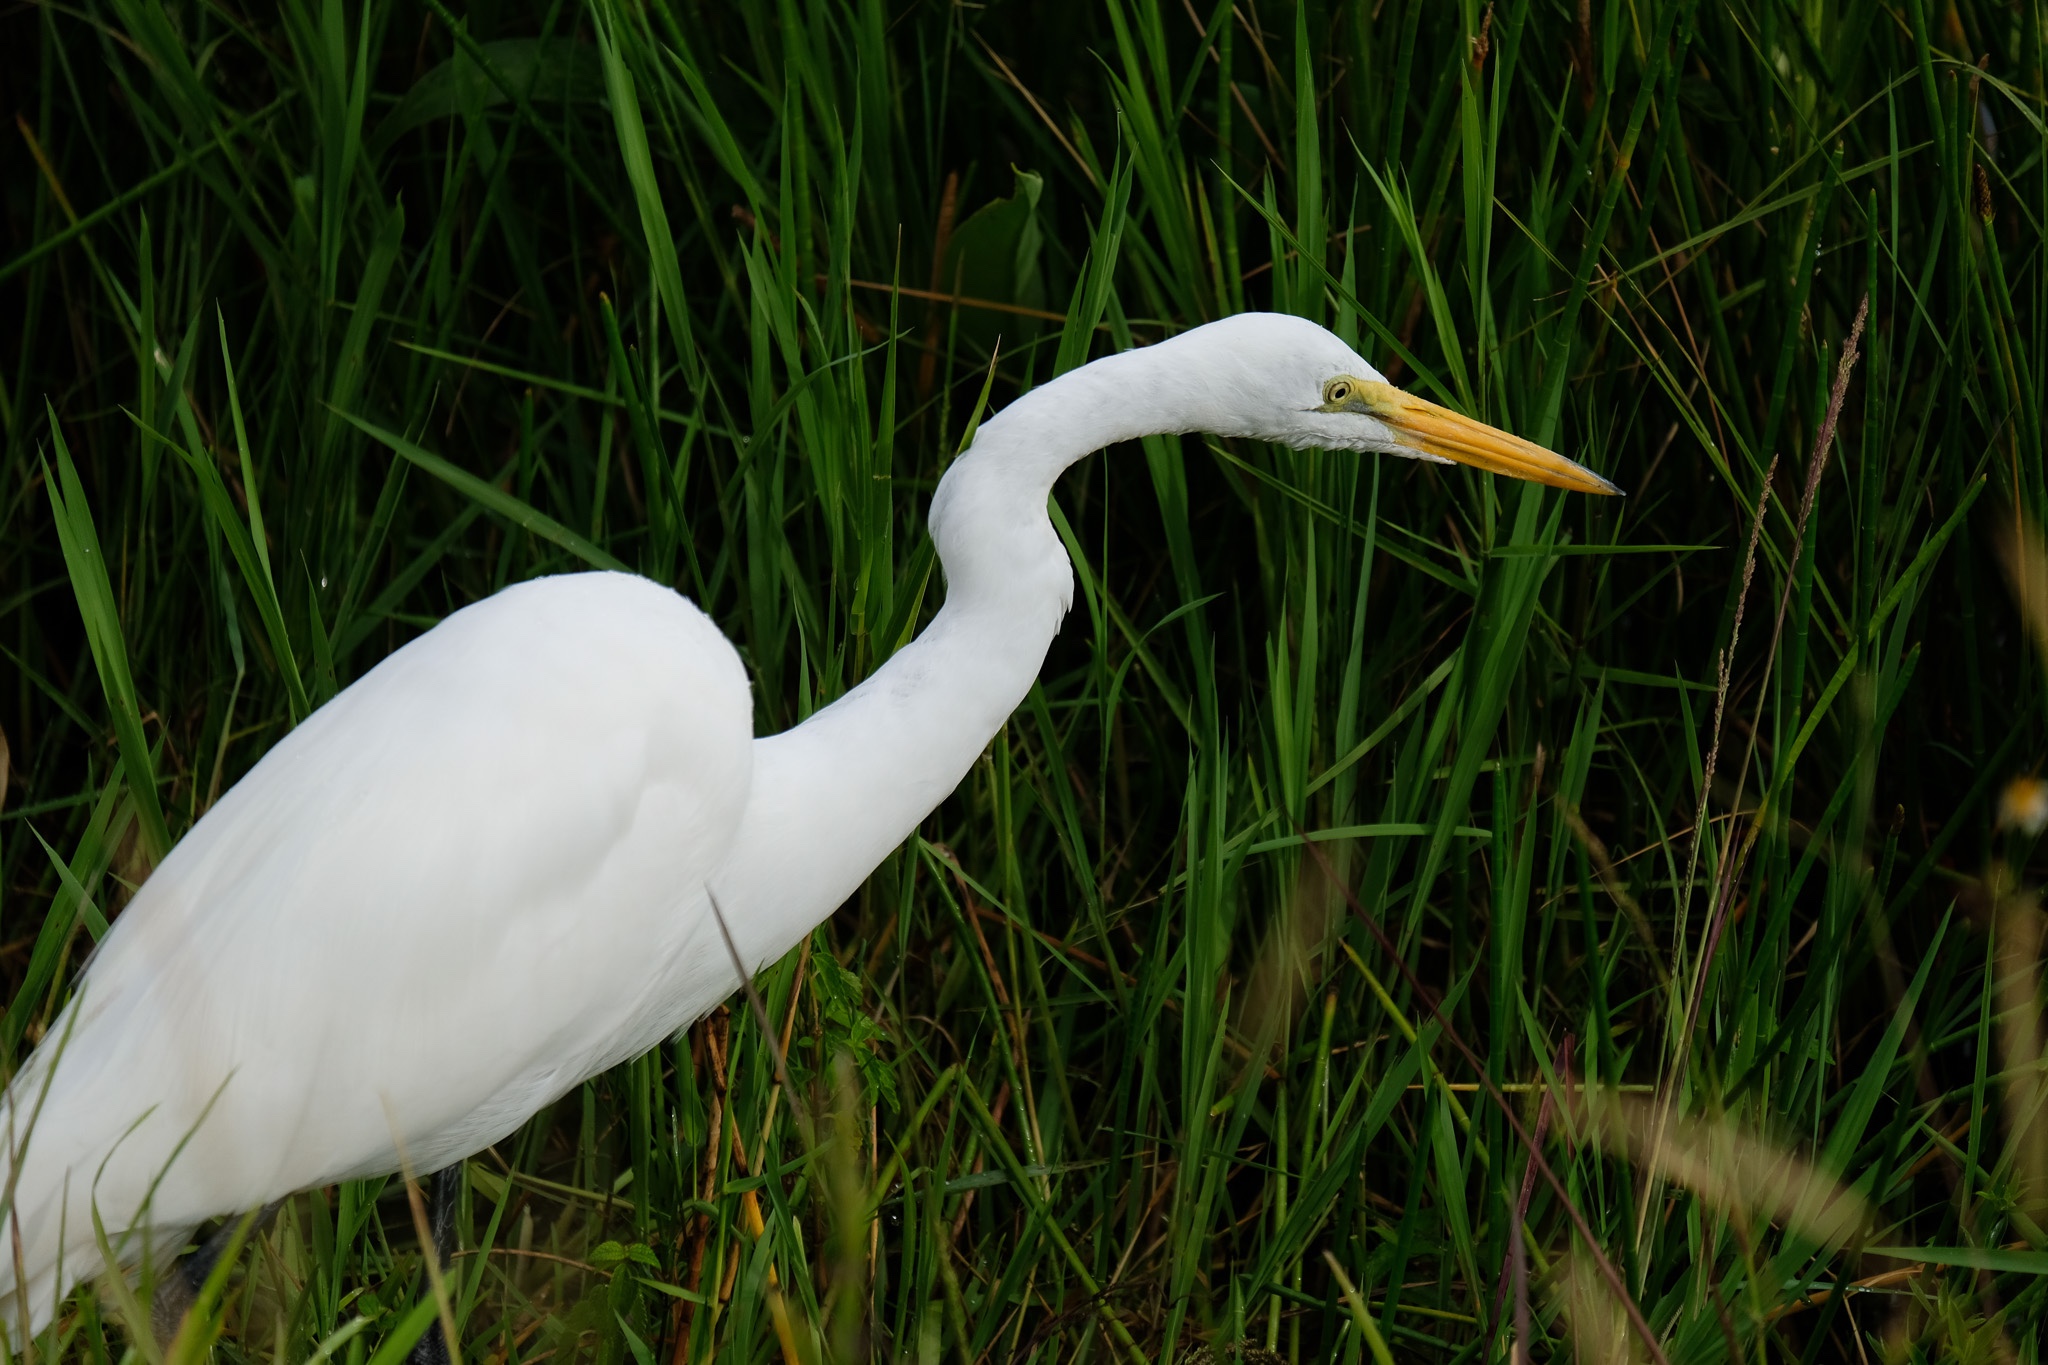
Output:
1369,385,1621,497
1536,462,1626,497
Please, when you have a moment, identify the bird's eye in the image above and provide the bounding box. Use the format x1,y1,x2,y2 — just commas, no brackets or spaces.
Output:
1322,378,1353,405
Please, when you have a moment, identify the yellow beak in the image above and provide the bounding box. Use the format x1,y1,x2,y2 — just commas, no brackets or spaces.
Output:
1325,379,1622,496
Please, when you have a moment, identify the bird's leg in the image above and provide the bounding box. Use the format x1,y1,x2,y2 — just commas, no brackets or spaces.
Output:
149,1199,285,1345
405,1164,464,1365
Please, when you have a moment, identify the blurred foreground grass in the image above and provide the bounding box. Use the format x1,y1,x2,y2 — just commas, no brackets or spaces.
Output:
3,1,2047,1361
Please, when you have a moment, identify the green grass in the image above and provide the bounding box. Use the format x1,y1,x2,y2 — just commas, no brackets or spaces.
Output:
3,0,2046,1361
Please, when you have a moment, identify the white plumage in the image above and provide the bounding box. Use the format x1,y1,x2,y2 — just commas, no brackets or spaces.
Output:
3,575,750,1320
1,314,1613,1335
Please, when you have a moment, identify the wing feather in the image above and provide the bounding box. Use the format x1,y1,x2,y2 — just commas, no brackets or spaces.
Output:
1,572,750,1328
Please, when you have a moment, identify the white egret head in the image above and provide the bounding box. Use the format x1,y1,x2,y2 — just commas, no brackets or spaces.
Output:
1134,313,1621,495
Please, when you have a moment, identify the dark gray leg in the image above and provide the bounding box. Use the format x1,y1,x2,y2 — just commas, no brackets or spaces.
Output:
406,1165,463,1365
150,1200,284,1344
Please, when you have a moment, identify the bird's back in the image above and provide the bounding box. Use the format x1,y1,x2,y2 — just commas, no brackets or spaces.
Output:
1,572,752,1336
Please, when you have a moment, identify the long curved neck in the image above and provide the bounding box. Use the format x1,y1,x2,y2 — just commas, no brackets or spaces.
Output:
713,348,1176,969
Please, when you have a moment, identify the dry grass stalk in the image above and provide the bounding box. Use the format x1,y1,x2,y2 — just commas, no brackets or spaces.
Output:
1296,835,1673,1365
1554,1242,1645,1365
1238,854,1342,1065
1993,513,2048,664
1992,873,2048,1223
1589,1093,1872,1249
1707,295,1872,933
1642,297,1869,1255
1989,511,2048,1224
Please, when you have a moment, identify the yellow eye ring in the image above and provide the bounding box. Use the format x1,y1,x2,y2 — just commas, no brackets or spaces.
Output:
1322,378,1354,405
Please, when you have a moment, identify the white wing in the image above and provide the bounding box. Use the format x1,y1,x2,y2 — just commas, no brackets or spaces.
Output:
1,572,751,1331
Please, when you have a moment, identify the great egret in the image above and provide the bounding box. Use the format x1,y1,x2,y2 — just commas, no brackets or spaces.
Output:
0,312,1615,1337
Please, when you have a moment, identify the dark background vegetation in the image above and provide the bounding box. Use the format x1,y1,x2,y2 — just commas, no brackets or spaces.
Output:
2,0,2045,1361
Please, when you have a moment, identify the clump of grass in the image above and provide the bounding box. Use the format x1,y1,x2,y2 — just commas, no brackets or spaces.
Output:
3,1,2045,1361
